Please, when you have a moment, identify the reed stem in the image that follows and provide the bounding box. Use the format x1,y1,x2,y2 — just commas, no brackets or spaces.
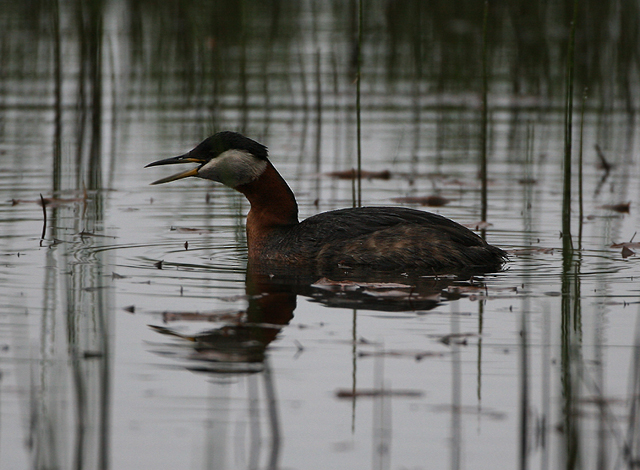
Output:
562,0,579,251
577,88,588,248
480,0,489,229
355,0,363,208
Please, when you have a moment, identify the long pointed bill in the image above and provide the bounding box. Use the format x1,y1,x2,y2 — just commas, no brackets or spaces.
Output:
146,153,206,185
150,167,199,185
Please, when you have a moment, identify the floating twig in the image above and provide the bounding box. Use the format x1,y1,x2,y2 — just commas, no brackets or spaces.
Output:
39,194,47,246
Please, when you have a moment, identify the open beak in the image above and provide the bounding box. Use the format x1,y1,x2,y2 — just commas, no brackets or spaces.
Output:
145,153,205,185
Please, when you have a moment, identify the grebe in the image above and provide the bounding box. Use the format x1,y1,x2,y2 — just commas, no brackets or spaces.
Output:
146,132,507,273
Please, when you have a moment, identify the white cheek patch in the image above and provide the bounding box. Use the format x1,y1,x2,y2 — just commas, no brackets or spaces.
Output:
197,149,268,187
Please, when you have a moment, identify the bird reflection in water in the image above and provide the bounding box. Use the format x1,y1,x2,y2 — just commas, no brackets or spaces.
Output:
148,266,481,374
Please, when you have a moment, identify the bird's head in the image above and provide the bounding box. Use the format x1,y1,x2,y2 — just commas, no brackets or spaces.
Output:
145,131,269,188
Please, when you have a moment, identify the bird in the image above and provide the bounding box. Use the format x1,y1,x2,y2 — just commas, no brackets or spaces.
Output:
146,131,507,274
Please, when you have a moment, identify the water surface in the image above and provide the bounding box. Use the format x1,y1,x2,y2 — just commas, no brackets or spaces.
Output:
1,1,640,469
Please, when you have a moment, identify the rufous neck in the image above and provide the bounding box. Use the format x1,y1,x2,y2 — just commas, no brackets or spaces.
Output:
235,161,299,254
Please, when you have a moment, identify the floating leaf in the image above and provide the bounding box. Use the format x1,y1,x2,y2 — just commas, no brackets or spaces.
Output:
171,226,214,234
431,332,478,346
78,230,117,238
610,242,640,249
622,246,635,258
391,195,450,207
518,178,537,185
326,169,391,180
611,234,639,257
509,247,555,255
599,202,630,213
335,388,424,399
161,309,244,323
358,349,444,360
83,351,103,359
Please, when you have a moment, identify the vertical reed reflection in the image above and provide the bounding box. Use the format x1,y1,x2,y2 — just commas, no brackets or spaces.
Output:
450,301,462,470
33,232,64,469
518,121,536,470
627,310,640,465
476,301,483,403
541,302,551,470
28,4,64,466
594,279,607,470
560,248,581,470
263,359,281,470
372,351,391,470
26,1,113,468
204,382,231,469
38,2,113,468
247,375,261,469
351,309,358,433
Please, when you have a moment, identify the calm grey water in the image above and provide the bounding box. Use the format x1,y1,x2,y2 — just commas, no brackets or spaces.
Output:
1,1,640,469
